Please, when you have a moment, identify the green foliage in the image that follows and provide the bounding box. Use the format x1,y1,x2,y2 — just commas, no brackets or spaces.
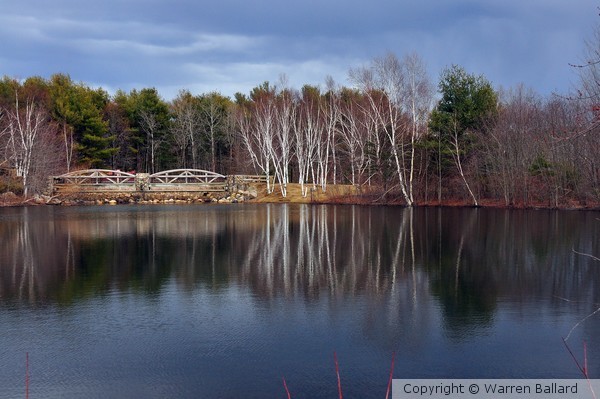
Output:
48,74,116,167
419,134,456,178
22,76,51,107
50,74,81,128
0,77,19,107
426,65,499,187
114,88,171,171
301,84,321,101
249,81,275,102
529,155,554,177
529,155,581,192
429,65,498,140
233,92,250,106
0,76,52,110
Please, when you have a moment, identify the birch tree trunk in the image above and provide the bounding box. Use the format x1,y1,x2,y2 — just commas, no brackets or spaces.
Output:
5,93,46,196
139,110,161,173
450,122,478,206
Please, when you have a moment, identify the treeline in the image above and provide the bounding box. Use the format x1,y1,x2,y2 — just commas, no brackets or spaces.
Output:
0,52,599,206
0,74,240,195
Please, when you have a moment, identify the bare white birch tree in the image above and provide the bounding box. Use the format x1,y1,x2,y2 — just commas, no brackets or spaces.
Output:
199,92,228,172
4,92,47,196
449,115,479,206
336,92,369,185
139,109,161,173
401,53,434,202
170,90,201,168
295,86,322,196
320,76,340,189
350,52,433,205
271,87,295,197
351,54,413,204
236,106,262,177
236,94,277,193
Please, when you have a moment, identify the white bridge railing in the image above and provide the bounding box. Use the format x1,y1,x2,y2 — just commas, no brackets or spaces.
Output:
50,169,240,193
52,169,136,186
149,169,226,185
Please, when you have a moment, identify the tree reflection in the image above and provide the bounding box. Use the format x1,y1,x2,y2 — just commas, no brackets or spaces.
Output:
0,206,598,340
428,209,498,336
237,205,407,299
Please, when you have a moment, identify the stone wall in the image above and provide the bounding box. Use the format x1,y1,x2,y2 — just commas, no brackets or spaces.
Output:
43,189,256,206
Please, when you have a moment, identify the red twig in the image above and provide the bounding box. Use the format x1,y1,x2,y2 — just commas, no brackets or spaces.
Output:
385,351,396,399
584,341,588,377
282,377,291,399
334,351,343,399
562,337,586,376
563,338,597,399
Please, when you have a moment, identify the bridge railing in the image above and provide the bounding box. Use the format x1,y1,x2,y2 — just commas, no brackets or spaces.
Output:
53,169,136,186
148,169,226,185
50,169,268,194
231,175,268,183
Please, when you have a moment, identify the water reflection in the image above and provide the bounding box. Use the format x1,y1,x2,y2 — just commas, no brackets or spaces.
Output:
0,205,599,322
1,204,600,396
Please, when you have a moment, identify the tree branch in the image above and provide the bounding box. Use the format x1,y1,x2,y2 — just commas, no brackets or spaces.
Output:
573,248,600,262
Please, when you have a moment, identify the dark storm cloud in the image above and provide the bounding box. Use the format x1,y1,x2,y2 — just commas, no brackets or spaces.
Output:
0,0,597,98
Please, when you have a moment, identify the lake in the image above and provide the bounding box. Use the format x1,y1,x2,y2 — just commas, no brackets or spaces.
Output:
0,204,599,398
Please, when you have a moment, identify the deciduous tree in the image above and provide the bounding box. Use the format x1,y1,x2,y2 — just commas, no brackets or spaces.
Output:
170,90,201,168
198,92,231,172
2,89,53,195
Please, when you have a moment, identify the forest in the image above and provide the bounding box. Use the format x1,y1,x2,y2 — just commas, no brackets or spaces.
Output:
0,47,599,208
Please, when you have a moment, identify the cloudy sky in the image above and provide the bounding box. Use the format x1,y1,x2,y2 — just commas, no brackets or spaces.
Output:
1,0,598,99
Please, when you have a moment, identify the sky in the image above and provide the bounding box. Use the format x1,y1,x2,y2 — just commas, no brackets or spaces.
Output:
1,0,598,100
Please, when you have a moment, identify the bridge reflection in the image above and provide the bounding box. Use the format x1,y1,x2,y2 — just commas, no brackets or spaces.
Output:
0,205,598,319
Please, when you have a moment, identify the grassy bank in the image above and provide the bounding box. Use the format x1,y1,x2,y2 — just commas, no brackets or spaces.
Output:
250,183,600,210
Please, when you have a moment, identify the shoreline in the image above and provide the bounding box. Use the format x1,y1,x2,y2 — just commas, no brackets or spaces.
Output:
1,183,599,211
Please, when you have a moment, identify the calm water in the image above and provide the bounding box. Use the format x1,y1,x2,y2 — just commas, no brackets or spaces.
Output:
0,204,599,398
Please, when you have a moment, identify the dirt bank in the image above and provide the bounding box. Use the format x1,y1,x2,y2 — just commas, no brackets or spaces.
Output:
1,183,599,210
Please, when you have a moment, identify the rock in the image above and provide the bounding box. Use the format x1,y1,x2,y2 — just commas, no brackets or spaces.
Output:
108,200,117,205
0,192,18,202
33,194,53,204
238,188,258,199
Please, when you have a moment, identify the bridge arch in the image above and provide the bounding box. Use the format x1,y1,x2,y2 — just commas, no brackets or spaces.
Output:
54,169,136,185
148,169,226,184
